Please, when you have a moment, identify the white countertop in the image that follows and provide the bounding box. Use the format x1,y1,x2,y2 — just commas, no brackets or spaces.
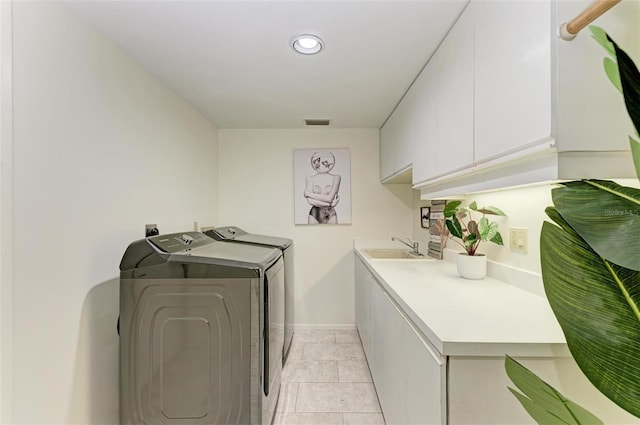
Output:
354,239,568,357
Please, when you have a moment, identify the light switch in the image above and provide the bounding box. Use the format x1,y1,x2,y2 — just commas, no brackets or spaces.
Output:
509,228,528,253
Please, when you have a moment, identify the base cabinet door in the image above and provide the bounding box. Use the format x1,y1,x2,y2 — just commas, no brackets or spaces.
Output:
404,312,446,425
447,356,639,425
371,278,446,425
355,258,374,360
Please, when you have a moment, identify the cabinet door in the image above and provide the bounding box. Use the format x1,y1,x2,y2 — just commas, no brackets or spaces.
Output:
355,258,374,361
380,114,397,180
474,0,552,162
433,3,474,177
412,3,474,184
556,0,640,153
379,292,408,425
371,279,386,396
380,92,414,181
394,90,414,173
412,56,438,184
404,312,446,425
371,282,446,425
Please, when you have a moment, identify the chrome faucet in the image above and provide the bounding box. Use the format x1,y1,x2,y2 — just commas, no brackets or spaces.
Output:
391,236,422,256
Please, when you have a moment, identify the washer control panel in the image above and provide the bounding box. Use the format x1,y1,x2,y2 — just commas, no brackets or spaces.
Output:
148,231,213,253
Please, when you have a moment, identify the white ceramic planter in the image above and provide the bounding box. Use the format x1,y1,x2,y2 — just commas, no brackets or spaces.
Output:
457,253,487,280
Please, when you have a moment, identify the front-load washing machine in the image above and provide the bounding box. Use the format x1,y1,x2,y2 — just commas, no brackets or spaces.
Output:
205,226,294,363
119,231,284,425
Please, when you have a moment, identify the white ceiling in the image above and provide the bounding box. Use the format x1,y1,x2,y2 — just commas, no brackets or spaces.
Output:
67,0,468,129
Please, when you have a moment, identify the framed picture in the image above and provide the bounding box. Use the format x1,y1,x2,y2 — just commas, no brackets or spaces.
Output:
293,148,351,225
421,207,430,228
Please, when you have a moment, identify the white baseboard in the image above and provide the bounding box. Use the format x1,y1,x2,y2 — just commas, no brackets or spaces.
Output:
292,324,357,331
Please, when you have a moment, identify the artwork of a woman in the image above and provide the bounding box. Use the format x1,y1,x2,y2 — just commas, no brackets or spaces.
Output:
304,151,341,224
294,148,350,225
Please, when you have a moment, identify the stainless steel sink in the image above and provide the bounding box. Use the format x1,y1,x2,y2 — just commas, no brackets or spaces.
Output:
363,249,433,260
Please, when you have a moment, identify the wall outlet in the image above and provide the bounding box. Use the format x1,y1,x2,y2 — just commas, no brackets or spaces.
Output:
145,224,159,237
509,227,528,253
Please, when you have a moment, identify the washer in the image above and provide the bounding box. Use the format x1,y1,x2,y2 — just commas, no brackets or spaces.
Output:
119,231,284,425
206,226,294,363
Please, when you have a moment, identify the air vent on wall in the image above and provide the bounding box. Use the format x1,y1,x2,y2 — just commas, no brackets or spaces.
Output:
304,119,331,127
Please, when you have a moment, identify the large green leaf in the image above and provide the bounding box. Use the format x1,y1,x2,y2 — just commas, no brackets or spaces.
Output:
609,33,640,139
604,57,622,94
590,26,615,58
541,211,640,417
505,356,603,425
632,136,640,181
552,180,640,271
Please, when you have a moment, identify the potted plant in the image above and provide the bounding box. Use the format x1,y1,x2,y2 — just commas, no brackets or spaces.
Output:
506,26,640,423
443,200,506,279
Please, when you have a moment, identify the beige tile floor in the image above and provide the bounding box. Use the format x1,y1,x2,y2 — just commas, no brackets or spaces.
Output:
274,330,386,425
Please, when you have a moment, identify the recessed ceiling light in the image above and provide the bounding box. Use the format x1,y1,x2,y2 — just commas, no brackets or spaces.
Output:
291,34,324,55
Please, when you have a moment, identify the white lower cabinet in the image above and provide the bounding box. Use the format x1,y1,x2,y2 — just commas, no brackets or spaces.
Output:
355,255,638,425
354,258,374,361
358,257,445,425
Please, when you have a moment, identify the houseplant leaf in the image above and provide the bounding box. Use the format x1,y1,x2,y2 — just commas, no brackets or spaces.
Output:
604,57,622,93
590,27,621,92
446,215,463,239
505,356,603,425
632,136,640,180
541,210,640,417
552,180,640,271
476,206,507,216
490,232,503,246
609,33,640,139
478,217,498,242
590,26,615,58
444,200,462,218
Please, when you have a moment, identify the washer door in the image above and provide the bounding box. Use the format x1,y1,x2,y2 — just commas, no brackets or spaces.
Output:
262,257,284,424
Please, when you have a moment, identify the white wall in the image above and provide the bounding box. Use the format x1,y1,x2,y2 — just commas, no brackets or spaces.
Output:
459,184,554,274
9,2,219,423
218,129,413,326
411,183,558,275
412,177,639,282
0,1,12,422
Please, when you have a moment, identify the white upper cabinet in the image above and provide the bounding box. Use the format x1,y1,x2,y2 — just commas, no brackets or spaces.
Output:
383,0,639,195
433,2,475,178
474,0,552,162
380,87,414,182
555,0,640,154
411,56,438,184
422,5,474,181
380,112,397,181
413,3,474,183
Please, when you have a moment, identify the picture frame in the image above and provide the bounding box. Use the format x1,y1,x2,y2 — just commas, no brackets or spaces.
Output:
293,148,352,225
421,207,430,228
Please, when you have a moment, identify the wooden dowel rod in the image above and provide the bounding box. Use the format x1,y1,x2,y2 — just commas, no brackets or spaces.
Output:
560,0,621,40
567,0,622,34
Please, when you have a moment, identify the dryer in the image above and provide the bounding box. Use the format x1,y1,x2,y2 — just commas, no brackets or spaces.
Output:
119,231,283,425
205,226,294,363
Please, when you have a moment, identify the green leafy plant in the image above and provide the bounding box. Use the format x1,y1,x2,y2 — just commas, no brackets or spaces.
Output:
443,200,506,255
507,26,640,423
506,356,603,425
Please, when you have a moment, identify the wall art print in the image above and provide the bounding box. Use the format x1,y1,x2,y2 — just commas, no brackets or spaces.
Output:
294,148,351,225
